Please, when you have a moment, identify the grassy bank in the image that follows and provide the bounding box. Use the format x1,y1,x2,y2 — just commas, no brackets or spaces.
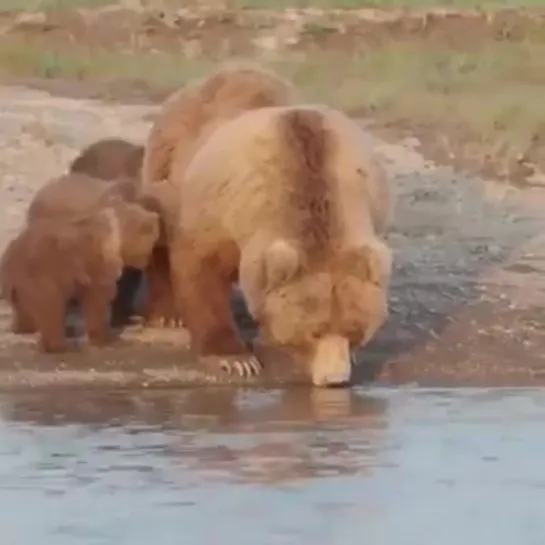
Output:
0,0,543,183
1,36,543,182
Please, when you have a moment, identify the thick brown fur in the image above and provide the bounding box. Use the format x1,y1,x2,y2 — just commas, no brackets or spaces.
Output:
169,104,392,385
140,62,297,327
27,173,160,268
141,62,297,190
277,108,337,258
0,209,124,352
70,138,144,181
26,173,161,327
27,173,119,223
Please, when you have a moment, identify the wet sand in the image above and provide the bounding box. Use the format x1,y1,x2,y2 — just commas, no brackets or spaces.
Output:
0,86,543,388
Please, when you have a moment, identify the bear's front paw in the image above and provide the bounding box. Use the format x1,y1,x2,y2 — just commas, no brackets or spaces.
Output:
201,354,263,378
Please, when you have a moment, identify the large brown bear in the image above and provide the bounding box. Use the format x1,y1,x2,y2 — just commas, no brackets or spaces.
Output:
169,104,392,387
0,202,160,352
140,62,297,327
26,172,161,328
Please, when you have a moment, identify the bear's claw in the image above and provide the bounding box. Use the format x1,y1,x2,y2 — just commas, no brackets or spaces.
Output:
145,315,184,329
203,354,263,378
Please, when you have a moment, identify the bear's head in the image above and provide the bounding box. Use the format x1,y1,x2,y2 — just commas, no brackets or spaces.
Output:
241,238,391,387
115,202,160,269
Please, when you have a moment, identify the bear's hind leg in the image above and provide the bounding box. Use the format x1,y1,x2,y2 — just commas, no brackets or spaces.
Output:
81,286,118,346
171,243,262,378
143,246,183,328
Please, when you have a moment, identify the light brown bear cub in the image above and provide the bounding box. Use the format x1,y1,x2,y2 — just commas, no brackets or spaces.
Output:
27,172,125,222
1,203,160,352
140,62,297,328
170,104,392,387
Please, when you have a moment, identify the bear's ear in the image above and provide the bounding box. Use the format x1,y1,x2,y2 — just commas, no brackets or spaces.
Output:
339,240,391,286
263,239,300,291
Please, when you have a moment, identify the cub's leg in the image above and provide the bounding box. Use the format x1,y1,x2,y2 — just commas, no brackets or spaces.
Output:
143,245,183,328
110,266,143,327
170,239,261,378
81,285,118,346
10,294,37,334
30,290,71,353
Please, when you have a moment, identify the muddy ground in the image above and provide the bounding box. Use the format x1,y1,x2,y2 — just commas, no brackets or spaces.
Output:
0,85,543,390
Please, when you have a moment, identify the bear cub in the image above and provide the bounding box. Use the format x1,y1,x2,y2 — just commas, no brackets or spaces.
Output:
0,203,160,352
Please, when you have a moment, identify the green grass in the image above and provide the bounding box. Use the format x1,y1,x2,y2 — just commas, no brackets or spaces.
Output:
236,0,545,8
0,0,112,12
1,0,544,12
0,39,543,163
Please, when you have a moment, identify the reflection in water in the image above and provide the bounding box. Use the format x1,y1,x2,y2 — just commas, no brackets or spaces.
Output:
1,387,388,485
2,388,545,545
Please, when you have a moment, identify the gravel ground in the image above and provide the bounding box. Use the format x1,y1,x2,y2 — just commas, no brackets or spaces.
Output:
0,85,543,390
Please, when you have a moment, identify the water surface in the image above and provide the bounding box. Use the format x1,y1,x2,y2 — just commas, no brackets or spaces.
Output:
1,387,545,545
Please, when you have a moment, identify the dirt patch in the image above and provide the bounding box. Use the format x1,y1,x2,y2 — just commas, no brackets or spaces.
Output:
0,86,543,389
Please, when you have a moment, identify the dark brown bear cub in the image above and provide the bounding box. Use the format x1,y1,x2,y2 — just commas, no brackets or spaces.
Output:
1,204,160,352
70,138,145,325
27,171,155,329
69,138,144,182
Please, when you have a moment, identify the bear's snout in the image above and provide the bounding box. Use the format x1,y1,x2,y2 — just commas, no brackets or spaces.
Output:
309,334,352,388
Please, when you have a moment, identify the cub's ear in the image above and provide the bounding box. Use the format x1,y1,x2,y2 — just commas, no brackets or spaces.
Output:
263,239,300,291
339,240,391,286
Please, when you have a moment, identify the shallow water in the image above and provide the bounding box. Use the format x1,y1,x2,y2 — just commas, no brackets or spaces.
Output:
1,387,545,545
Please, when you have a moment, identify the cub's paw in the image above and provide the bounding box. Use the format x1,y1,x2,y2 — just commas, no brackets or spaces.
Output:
39,338,79,354
11,321,37,335
87,329,121,347
201,354,263,378
144,313,184,329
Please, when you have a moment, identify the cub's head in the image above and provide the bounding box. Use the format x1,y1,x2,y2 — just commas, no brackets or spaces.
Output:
240,239,392,387
115,202,160,269
70,138,144,181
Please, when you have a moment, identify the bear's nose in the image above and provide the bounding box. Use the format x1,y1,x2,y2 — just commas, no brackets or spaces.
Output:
313,372,351,388
309,335,352,388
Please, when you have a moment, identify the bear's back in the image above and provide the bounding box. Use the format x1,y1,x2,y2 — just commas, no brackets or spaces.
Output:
27,173,118,223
